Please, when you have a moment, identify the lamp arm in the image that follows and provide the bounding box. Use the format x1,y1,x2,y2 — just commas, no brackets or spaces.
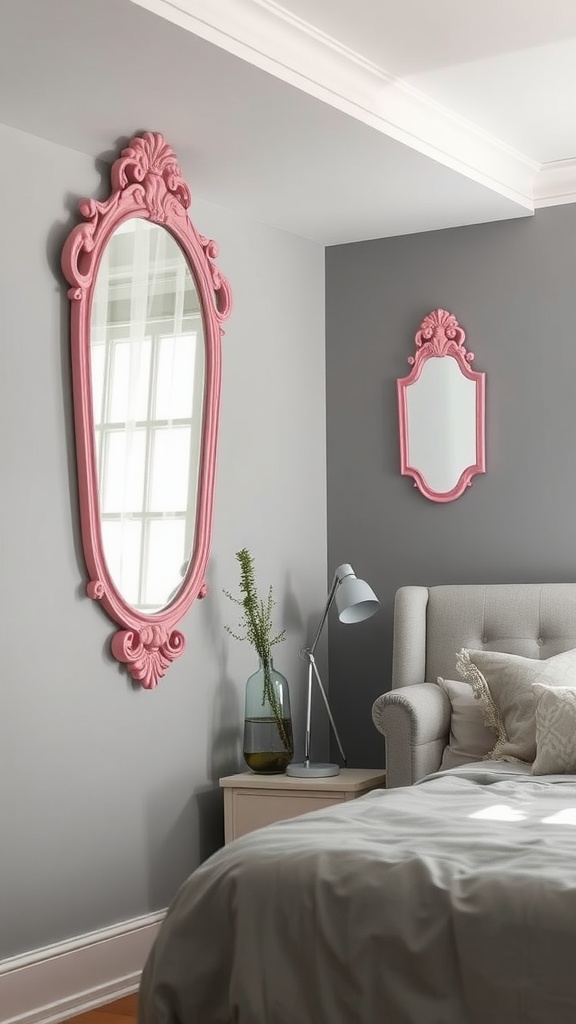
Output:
299,566,357,769
309,653,348,767
308,573,339,658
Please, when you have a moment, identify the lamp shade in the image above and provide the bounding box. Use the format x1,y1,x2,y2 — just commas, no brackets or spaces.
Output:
334,564,379,624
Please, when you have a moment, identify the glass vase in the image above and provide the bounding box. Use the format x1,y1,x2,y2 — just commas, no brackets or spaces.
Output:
243,657,294,773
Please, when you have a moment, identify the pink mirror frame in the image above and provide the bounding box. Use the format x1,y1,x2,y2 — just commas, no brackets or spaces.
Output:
397,309,486,503
61,132,232,688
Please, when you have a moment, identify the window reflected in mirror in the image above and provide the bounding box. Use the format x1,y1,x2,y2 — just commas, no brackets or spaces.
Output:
90,218,205,611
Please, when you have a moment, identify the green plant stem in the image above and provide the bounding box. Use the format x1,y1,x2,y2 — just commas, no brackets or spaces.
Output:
261,657,291,752
224,548,290,752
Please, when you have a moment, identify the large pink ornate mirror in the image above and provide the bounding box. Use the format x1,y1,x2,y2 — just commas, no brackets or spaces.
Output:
397,309,485,502
62,133,232,687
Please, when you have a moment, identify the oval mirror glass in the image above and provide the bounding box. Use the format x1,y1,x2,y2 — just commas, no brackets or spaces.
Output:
91,218,205,613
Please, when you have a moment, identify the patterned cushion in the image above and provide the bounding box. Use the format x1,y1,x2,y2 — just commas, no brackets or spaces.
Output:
456,647,576,763
532,684,576,775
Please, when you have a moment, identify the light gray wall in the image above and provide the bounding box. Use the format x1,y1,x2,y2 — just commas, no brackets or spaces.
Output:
326,205,576,768
0,124,327,959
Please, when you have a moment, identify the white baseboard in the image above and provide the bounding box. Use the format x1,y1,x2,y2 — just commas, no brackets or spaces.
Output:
0,910,166,1024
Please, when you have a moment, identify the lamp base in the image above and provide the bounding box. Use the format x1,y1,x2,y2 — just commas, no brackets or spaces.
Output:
285,762,340,778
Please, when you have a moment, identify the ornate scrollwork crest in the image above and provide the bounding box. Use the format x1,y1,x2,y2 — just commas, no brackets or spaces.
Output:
410,308,473,365
63,132,232,322
112,132,191,219
111,625,186,691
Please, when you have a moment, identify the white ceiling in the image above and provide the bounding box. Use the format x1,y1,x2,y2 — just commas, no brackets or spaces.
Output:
2,0,576,244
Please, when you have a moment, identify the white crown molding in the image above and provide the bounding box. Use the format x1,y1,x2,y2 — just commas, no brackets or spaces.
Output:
0,910,165,1024
534,158,576,208
129,0,537,210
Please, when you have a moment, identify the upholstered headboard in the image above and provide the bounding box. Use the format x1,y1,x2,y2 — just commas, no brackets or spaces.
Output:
393,583,576,688
373,583,576,787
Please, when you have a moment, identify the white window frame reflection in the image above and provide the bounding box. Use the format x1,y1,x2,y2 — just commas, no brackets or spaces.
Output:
91,220,204,612
92,321,202,611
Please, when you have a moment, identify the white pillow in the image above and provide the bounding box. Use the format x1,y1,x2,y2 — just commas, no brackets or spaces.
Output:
456,647,576,764
437,677,497,769
532,683,576,775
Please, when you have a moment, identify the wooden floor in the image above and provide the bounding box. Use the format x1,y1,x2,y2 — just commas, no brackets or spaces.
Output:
64,995,137,1024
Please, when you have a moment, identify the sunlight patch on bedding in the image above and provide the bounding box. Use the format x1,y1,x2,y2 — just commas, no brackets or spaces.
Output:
541,808,576,825
469,804,527,821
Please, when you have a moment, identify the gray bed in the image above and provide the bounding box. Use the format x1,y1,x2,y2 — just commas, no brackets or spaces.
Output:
139,584,576,1024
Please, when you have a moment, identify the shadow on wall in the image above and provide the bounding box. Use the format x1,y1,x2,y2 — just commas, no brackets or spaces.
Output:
146,783,227,910
210,673,242,782
143,563,242,912
200,559,243,782
146,787,198,910
195,785,225,861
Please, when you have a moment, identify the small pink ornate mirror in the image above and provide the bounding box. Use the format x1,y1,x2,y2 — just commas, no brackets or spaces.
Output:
397,309,485,502
62,133,232,687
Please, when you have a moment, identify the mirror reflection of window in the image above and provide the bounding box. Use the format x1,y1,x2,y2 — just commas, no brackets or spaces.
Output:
90,218,206,613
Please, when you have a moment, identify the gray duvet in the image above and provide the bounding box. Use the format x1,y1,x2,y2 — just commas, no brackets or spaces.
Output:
139,764,576,1024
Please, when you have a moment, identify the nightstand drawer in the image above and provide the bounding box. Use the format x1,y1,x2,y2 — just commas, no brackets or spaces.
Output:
220,768,386,843
232,790,343,839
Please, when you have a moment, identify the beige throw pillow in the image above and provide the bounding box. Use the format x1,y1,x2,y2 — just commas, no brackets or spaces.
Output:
456,647,576,763
532,683,576,775
437,677,497,769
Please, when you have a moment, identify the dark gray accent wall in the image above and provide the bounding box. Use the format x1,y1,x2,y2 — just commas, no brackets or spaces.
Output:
326,205,576,769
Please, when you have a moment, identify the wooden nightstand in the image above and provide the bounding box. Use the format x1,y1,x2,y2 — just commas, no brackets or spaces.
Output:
219,767,387,844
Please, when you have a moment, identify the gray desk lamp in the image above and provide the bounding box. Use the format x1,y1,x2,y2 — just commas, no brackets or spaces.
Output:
286,564,379,778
